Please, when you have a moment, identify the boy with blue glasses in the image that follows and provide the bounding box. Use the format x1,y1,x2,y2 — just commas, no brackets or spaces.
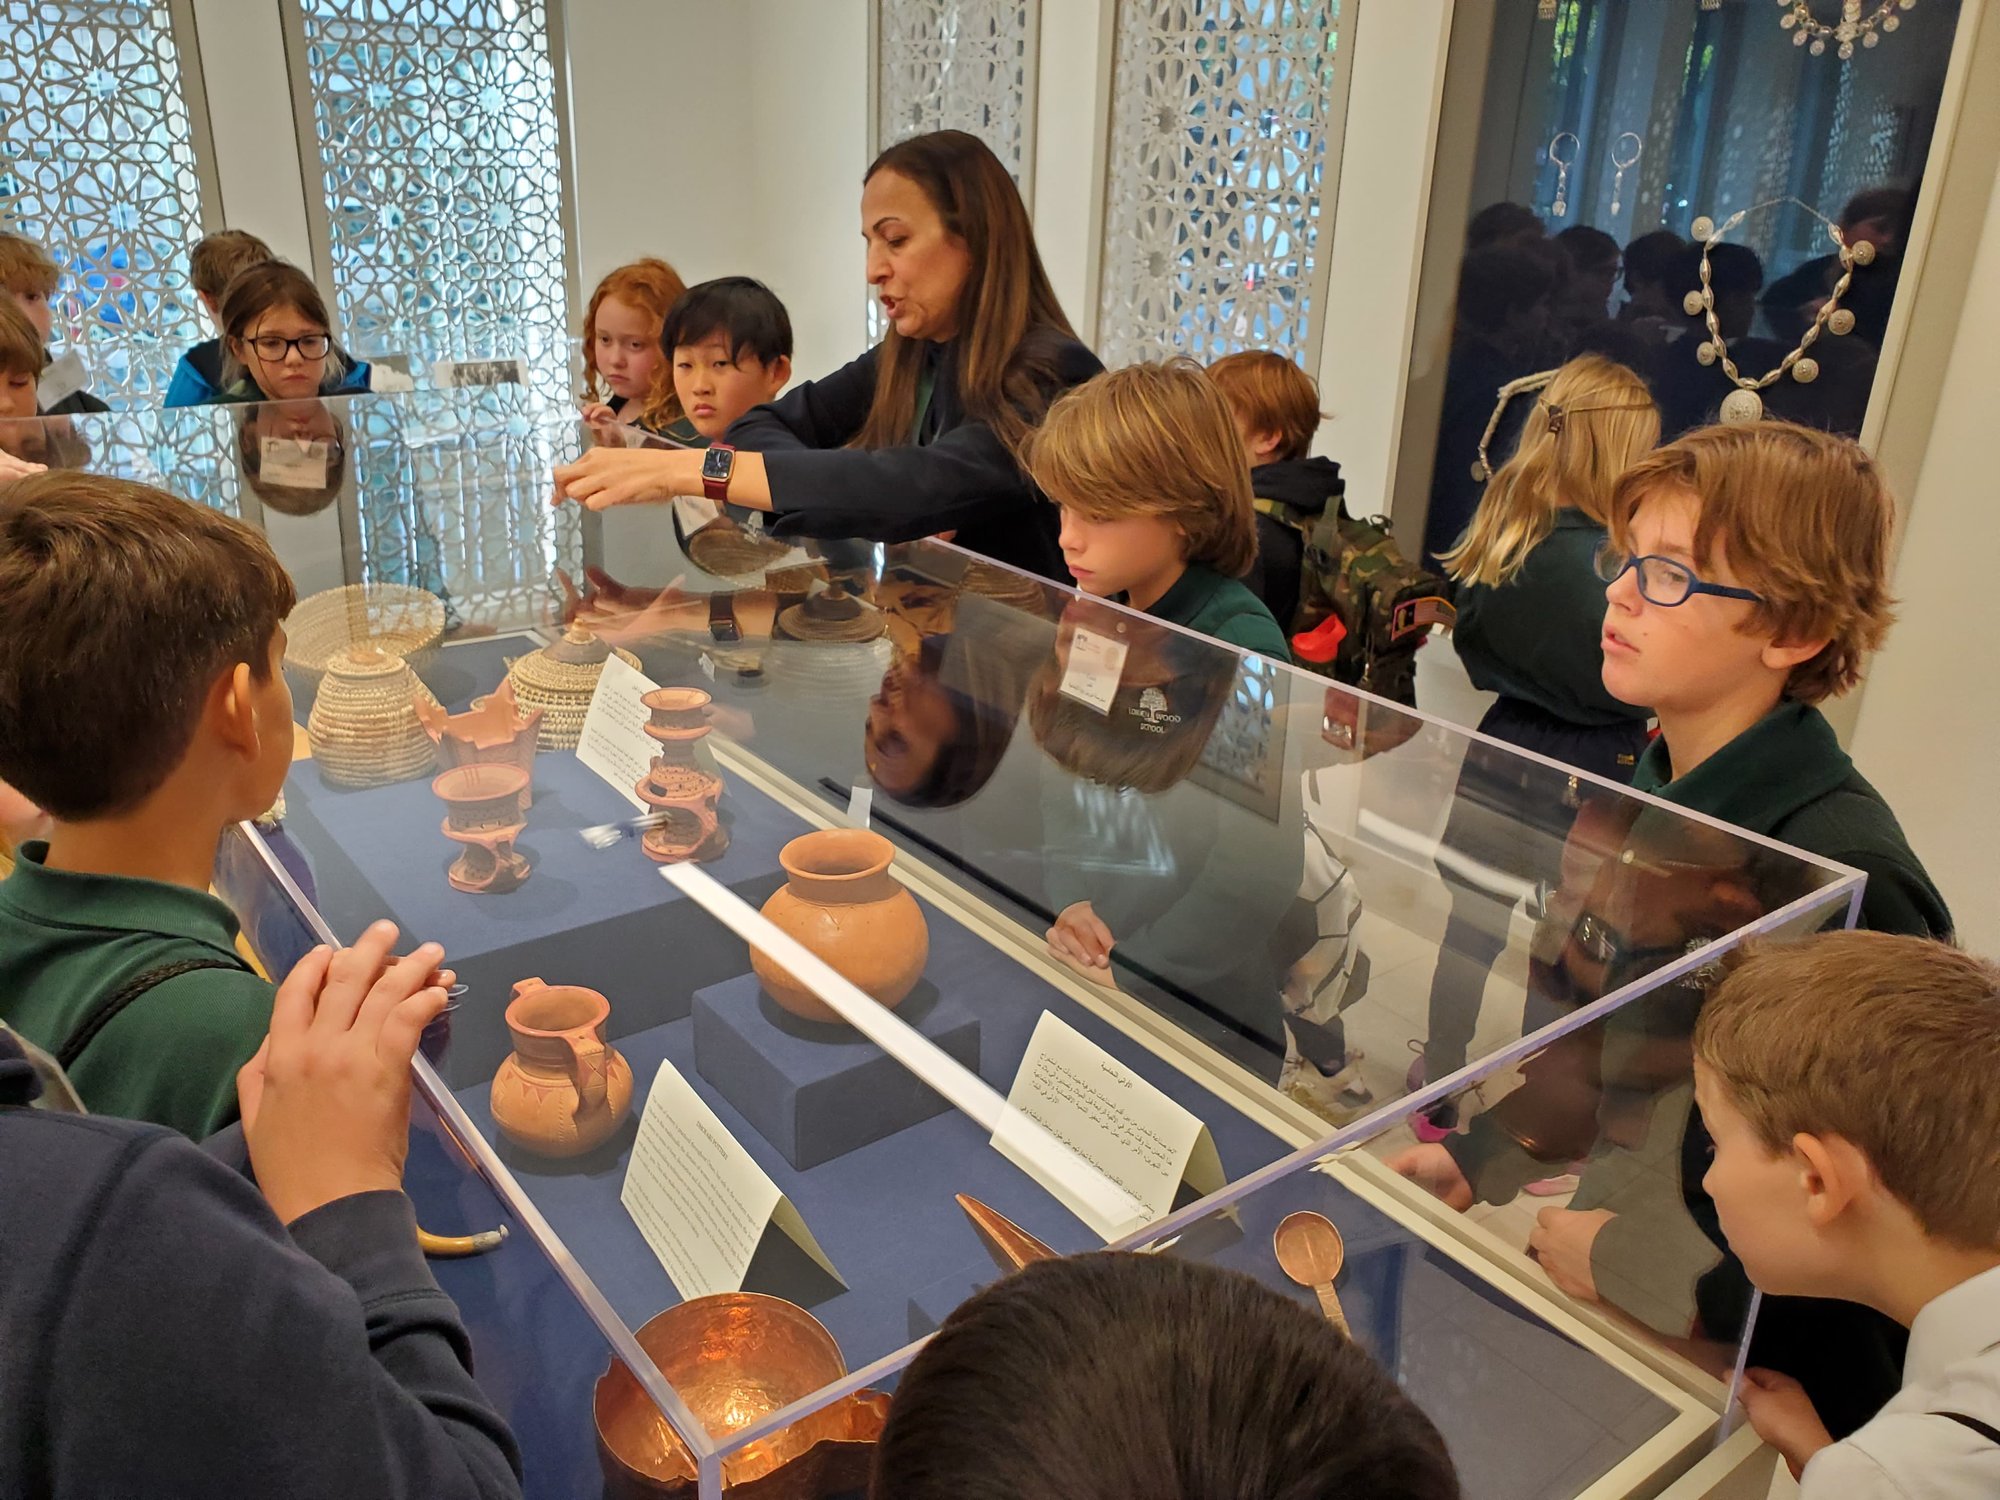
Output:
1393,420,1950,1443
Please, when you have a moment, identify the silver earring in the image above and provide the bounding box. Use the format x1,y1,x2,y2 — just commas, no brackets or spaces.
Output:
1548,132,1580,219
1609,132,1642,217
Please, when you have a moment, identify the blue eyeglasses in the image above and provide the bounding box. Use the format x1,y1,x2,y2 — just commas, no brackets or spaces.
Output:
1593,543,1765,608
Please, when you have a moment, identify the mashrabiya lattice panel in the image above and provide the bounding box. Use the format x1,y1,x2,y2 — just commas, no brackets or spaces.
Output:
1097,0,1344,369
0,0,207,348
295,0,569,350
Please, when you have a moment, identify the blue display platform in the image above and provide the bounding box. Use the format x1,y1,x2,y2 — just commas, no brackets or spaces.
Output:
693,976,982,1170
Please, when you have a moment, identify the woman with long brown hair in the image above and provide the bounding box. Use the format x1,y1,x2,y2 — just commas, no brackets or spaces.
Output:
551,130,1101,579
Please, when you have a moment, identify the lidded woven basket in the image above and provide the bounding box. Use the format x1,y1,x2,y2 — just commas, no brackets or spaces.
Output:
307,647,440,788
505,625,641,750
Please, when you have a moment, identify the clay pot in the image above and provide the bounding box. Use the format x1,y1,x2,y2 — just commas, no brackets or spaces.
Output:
751,830,929,1025
490,979,634,1157
635,687,728,864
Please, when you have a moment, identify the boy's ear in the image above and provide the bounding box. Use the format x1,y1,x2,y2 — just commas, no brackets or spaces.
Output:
1793,1130,1868,1231
1250,427,1285,464
210,661,263,760
767,354,792,393
1759,634,1833,676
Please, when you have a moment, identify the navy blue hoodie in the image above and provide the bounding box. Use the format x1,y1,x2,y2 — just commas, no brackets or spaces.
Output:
0,1030,522,1500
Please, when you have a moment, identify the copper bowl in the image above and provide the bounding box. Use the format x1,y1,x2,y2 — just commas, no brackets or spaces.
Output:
596,1294,872,1497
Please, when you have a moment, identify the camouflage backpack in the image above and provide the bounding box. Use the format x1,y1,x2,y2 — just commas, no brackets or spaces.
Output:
1258,498,1456,708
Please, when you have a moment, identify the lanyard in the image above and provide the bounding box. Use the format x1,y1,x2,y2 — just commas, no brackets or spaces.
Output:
911,364,937,445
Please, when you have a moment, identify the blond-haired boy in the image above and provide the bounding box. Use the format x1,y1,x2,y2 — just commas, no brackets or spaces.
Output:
1025,359,1290,661
1695,932,2000,1491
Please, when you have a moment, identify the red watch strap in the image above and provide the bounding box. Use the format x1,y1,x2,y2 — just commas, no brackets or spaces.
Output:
703,442,736,503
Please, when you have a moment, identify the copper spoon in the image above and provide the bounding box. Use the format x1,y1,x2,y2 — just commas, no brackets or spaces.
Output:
1275,1210,1350,1336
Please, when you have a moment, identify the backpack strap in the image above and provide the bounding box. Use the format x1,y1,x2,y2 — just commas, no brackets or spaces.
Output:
56,958,247,1071
1931,1411,2000,1445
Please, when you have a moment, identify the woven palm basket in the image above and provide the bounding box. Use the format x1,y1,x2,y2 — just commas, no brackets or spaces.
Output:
506,625,642,750
307,648,441,789
285,584,446,683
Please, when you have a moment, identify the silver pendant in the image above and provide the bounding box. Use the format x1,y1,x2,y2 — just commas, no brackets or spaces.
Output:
1684,290,1708,316
1792,357,1820,384
1720,388,1764,424
1690,215,1716,241
1696,340,1719,366
1552,195,1567,218
1828,308,1856,336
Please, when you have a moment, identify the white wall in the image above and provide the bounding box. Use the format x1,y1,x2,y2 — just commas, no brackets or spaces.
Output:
1850,150,2000,957
565,0,870,383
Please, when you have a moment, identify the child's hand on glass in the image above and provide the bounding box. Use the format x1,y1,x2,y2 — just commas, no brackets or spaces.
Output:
1738,1369,1834,1481
1047,901,1117,986
238,922,452,1227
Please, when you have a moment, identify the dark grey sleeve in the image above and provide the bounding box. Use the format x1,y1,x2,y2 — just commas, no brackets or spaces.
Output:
45,1137,521,1500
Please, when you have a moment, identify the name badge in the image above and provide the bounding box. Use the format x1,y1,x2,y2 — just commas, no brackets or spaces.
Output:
37,350,88,411
1057,627,1128,715
259,436,331,489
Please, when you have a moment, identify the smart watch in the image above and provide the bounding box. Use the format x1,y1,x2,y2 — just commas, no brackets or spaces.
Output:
708,593,742,643
701,442,736,503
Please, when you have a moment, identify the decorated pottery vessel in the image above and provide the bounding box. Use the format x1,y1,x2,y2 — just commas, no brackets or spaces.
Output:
416,678,543,804
489,978,633,1158
634,686,728,864
433,762,532,894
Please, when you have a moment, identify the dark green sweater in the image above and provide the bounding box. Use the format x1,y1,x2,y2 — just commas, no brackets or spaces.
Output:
1452,511,1646,728
1631,699,1950,939
0,844,269,1137
1129,563,1294,663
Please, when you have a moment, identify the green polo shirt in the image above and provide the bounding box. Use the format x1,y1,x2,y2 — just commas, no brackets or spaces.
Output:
1129,563,1294,662
1633,700,1951,939
0,843,271,1137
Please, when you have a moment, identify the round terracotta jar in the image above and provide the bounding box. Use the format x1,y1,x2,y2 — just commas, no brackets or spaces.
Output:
751,830,929,1024
490,979,634,1157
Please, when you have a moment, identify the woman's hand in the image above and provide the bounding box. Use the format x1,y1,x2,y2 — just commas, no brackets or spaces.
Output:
0,446,46,484
552,446,702,510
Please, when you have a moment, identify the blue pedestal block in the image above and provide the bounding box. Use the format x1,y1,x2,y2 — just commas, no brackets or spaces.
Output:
692,974,982,1170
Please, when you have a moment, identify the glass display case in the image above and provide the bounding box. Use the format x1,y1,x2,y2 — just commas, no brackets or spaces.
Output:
28,394,1864,1498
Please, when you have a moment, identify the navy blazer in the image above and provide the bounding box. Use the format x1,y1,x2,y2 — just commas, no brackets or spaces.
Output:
727,327,1102,582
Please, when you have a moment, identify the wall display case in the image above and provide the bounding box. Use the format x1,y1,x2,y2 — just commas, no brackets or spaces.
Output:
1397,0,1973,563
29,399,1865,1499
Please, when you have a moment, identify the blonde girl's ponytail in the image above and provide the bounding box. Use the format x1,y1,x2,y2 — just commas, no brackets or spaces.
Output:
1442,354,1660,588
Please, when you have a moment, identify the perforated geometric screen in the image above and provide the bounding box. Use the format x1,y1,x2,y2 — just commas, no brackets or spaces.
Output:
1097,0,1346,368
876,0,1038,183
871,0,1039,341
293,0,571,348
0,0,209,347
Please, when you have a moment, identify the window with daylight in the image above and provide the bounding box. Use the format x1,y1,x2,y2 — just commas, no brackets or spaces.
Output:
289,0,575,357
870,0,1040,340
1097,0,1351,369
0,1,212,353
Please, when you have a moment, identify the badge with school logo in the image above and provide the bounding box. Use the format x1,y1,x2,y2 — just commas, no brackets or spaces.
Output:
1130,686,1181,734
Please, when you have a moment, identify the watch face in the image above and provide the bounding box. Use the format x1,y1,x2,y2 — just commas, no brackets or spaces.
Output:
701,447,734,481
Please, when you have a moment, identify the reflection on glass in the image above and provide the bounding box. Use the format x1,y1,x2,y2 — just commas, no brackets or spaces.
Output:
1417,0,1963,564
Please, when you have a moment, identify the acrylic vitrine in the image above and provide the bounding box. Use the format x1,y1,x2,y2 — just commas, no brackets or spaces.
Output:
35,396,1863,1499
